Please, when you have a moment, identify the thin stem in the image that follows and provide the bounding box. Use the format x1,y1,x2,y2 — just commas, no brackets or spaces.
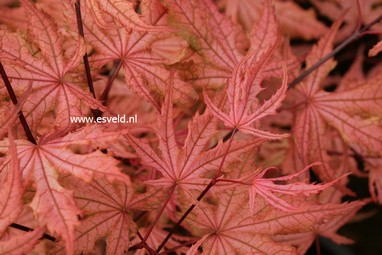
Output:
74,0,101,118
288,14,382,89
99,60,123,105
10,223,56,242
1,63,58,242
143,186,176,241
156,129,237,253
0,62,36,144
137,230,157,255
216,178,247,185
129,186,176,252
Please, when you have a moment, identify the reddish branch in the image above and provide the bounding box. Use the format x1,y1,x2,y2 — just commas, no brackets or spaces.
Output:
0,62,36,144
74,0,101,118
99,60,123,105
288,14,382,89
0,63,58,242
155,129,237,253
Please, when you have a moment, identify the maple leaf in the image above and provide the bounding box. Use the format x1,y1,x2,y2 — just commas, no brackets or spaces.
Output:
0,84,31,139
204,46,288,139
125,74,266,196
89,0,167,32
292,15,382,188
183,185,359,255
132,226,188,255
162,0,243,88
222,0,328,40
0,125,130,254
0,130,22,235
365,158,382,203
163,0,297,89
247,163,342,212
0,0,107,131
274,187,365,254
76,0,197,109
312,0,382,42
51,176,160,255
0,227,44,255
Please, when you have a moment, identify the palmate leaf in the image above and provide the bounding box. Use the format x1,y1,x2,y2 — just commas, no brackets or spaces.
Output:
0,0,107,132
0,227,44,255
89,0,167,32
125,75,266,196
52,176,160,255
0,85,31,139
247,163,341,212
0,130,22,235
163,0,298,89
293,14,382,188
184,186,359,255
274,187,365,254
223,0,328,40
77,0,197,109
204,46,288,139
0,126,130,255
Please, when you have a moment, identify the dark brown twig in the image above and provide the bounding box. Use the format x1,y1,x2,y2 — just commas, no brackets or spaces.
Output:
74,0,101,118
10,223,56,242
0,62,36,144
99,60,123,106
288,14,382,89
156,129,237,253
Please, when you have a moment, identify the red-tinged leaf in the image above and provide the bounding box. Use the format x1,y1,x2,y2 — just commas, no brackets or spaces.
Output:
315,103,382,157
274,188,365,254
163,0,298,89
132,226,187,255
365,158,382,203
0,126,129,254
223,0,327,40
184,190,297,255
296,14,344,98
0,5,28,31
293,103,338,181
125,76,266,195
316,79,382,118
186,235,208,255
0,84,31,139
151,36,189,65
290,16,376,191
79,0,197,108
162,0,245,88
204,48,288,139
30,170,80,255
0,1,108,131
163,0,242,71
184,184,360,255
0,227,44,255
91,0,167,32
0,130,22,235
273,1,328,40
247,0,300,80
369,40,382,57
294,74,382,172
248,0,279,55
51,177,141,255
248,163,343,212
311,0,382,42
